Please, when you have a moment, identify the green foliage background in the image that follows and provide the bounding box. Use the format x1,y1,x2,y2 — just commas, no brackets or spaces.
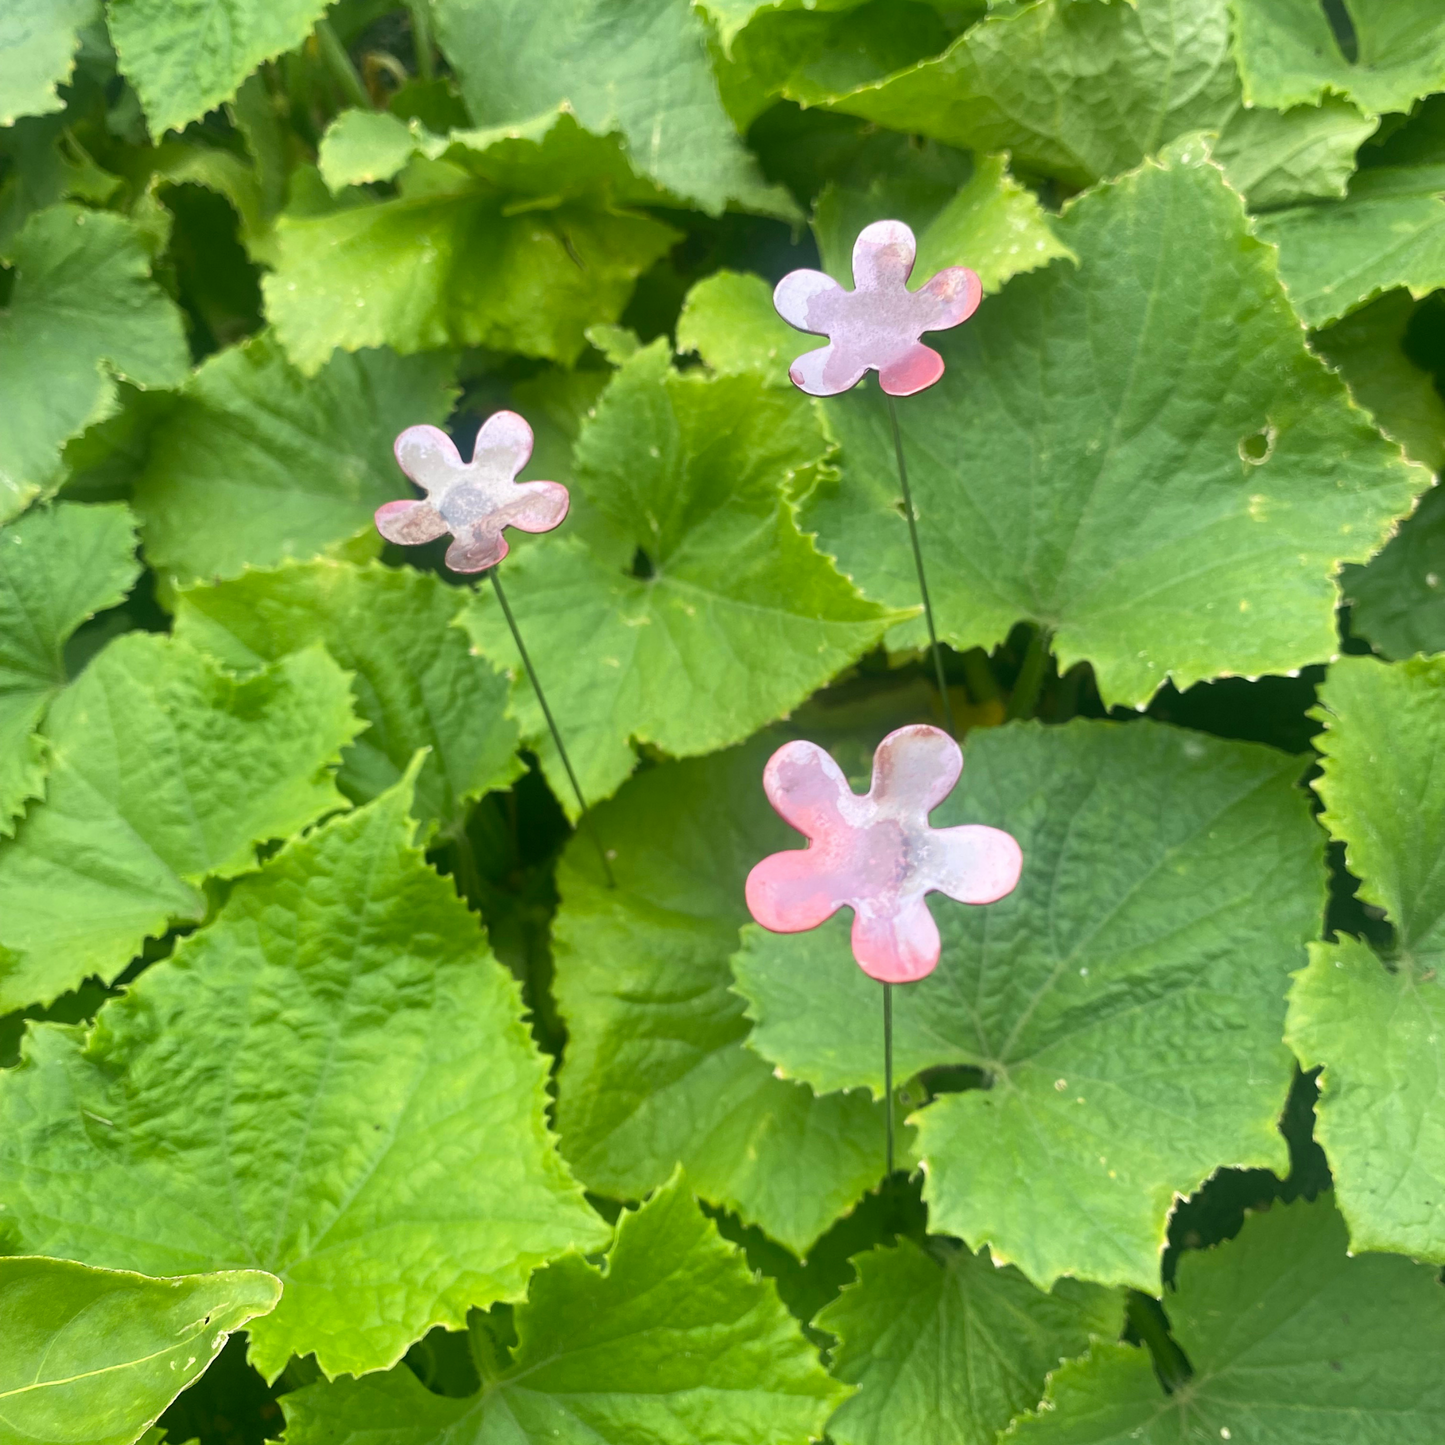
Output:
3,0,1445,1441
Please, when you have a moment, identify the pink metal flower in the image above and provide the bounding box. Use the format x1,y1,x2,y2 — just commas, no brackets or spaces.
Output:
745,725,1021,984
773,220,982,397
375,411,569,573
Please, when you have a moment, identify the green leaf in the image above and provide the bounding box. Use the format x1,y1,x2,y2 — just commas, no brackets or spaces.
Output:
0,204,188,524
808,0,1239,188
0,502,140,834
552,738,909,1255
1010,1196,1445,1443
1212,96,1377,210
0,1257,281,1445
1343,484,1445,659
1230,0,1445,116
432,0,795,217
1254,97,1445,327
0,632,360,1011
0,770,609,1382
108,0,330,137
174,559,520,842
732,719,1322,1290
814,1238,1123,1445
804,142,1420,704
1285,654,1445,1261
263,114,680,375
132,333,457,585
700,0,870,54
676,270,801,386
0,0,99,126
459,340,901,813
1313,289,1445,474
811,152,1076,290
282,1174,849,1445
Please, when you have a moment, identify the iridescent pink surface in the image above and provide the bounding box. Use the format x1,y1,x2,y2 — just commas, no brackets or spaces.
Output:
376,411,569,573
745,725,1022,984
773,220,982,398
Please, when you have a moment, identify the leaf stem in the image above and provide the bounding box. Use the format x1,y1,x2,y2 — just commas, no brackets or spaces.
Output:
407,0,436,81
489,568,616,888
314,18,371,110
886,393,956,738
1007,623,1052,721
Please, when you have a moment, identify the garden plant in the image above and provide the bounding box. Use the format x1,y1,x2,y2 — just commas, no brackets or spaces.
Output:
3,0,1445,1441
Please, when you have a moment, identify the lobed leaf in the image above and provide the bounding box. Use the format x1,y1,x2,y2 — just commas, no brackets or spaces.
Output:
0,770,609,1382
733,719,1323,1290
0,0,98,127
1343,484,1445,658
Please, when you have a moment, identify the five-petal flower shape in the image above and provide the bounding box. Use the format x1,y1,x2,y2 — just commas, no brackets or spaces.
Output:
745,724,1022,984
375,410,569,573
773,219,982,397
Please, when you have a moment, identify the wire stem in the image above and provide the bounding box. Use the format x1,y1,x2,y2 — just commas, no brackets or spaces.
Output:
884,981,895,1177
489,568,615,888
886,393,955,738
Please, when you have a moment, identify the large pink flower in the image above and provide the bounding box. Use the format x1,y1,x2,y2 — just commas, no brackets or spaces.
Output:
745,725,1022,984
773,219,982,397
375,411,569,573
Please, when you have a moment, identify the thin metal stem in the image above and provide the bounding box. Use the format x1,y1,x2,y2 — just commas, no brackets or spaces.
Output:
883,982,895,1178
886,393,956,738
489,569,616,888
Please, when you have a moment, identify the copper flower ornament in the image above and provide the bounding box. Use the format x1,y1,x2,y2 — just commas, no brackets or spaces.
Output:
772,220,982,398
375,411,569,573
745,724,1022,984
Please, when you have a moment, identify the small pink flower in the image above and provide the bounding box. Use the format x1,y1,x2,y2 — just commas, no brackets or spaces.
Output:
773,220,982,397
376,411,569,573
745,725,1021,984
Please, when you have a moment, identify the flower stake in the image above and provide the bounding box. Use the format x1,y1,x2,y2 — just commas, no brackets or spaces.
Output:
376,410,615,886
745,724,1021,1174
773,219,981,738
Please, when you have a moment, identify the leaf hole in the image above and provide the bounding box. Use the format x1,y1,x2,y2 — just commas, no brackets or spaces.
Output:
629,547,655,580
1239,427,1275,465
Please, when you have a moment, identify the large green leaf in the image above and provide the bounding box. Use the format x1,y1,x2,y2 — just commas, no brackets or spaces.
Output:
109,0,329,137
1343,485,1445,658
132,334,456,585
174,559,520,842
0,502,139,834
1211,97,1377,210
732,719,1323,1290
0,632,359,1011
551,737,908,1255
1011,1196,1445,1443
460,340,900,812
432,0,794,216
0,0,99,126
1286,654,1445,1261
0,1257,280,1445
1230,0,1445,116
1255,98,1445,327
282,1174,848,1445
0,205,188,524
806,0,1239,189
814,1238,1122,1445
1312,289,1445,474
0,770,609,1383
804,142,1419,703
265,113,679,375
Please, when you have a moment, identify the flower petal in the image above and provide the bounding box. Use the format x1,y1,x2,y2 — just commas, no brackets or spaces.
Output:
473,409,534,478
870,724,962,815
789,343,867,398
851,893,940,984
761,739,858,839
877,341,946,397
930,824,1023,905
499,479,570,536
445,523,508,573
745,848,846,935
917,266,983,331
852,219,916,291
375,498,448,546
394,425,461,497
773,269,844,335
